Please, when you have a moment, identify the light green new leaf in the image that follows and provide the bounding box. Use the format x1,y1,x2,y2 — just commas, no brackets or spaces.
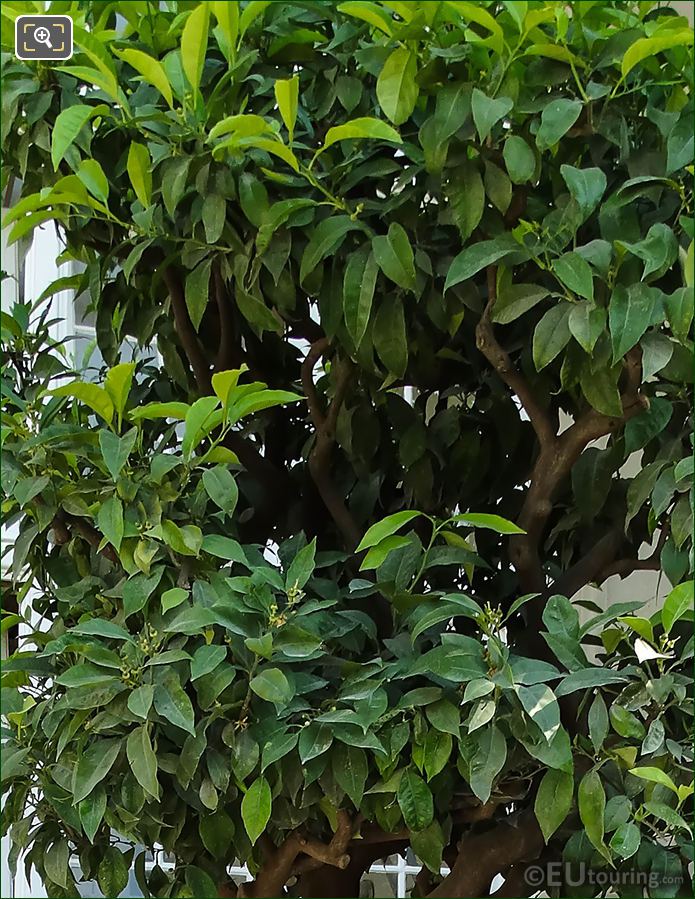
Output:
321,117,402,154
181,2,210,93
127,725,159,799
536,99,582,150
374,296,408,377
360,535,410,571
97,495,123,553
105,362,136,417
376,48,418,126
471,89,512,143
77,159,109,203
451,512,524,534
50,382,114,424
662,581,694,635
274,76,299,141
372,223,416,291
344,248,378,348
621,30,693,79
51,104,96,170
286,538,317,590
629,766,679,795
397,769,434,832
130,402,189,422
553,253,594,301
533,303,572,370
337,1,394,35
535,769,573,842
116,48,174,108
356,511,421,552
182,396,221,461
242,776,272,845
210,1,239,58
185,257,213,333
127,142,152,207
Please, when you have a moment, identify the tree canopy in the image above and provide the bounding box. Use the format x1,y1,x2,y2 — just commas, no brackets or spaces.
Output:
1,1,693,897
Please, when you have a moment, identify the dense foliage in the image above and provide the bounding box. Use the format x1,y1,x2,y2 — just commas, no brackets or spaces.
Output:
1,1,693,897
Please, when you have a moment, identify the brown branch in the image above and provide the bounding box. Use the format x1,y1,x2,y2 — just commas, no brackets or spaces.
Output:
476,267,556,448
213,262,240,373
301,339,361,551
425,811,544,899
595,526,667,583
162,266,211,393
51,511,118,564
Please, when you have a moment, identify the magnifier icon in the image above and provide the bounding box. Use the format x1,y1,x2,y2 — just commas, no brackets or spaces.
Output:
33,25,53,48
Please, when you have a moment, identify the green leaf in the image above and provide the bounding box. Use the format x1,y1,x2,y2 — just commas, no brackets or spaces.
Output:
333,743,368,807
425,699,460,736
423,729,452,780
191,645,227,681
560,165,607,220
161,587,188,614
45,840,69,888
356,511,421,552
51,104,96,170
105,362,136,418
97,495,124,553
50,381,114,424
374,296,408,378
469,725,507,803
116,48,174,108
72,619,133,642
97,847,129,898
533,303,572,370
337,1,394,35
624,397,672,454
360,535,411,571
154,673,196,735
201,534,248,564
162,157,192,218
410,820,445,874
77,158,109,203
274,76,299,141
553,253,594,301
376,47,418,126
344,248,378,348
99,429,138,482
619,223,678,281
300,216,358,283
372,223,415,291
161,521,203,557
202,195,226,244
517,684,560,742
202,466,239,516
621,30,693,79
471,89,512,143
185,257,213,333
185,866,220,899
127,142,152,208
609,284,658,362
492,283,548,324
299,723,333,762
662,581,694,635
123,569,163,619
536,98,582,150
503,135,536,184
446,160,485,242
242,776,272,845
127,725,159,799
200,809,235,860
578,770,610,862
568,303,605,354
555,668,628,697
79,784,106,843
535,769,573,842
72,739,121,803
321,117,402,153
610,822,640,860
250,668,294,709
127,684,154,719
451,512,524,534
484,160,511,214
445,236,520,292
130,401,190,422
588,693,609,753
286,538,317,590
397,768,433,832
580,364,622,418
664,287,693,343
610,706,646,740
181,2,210,93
